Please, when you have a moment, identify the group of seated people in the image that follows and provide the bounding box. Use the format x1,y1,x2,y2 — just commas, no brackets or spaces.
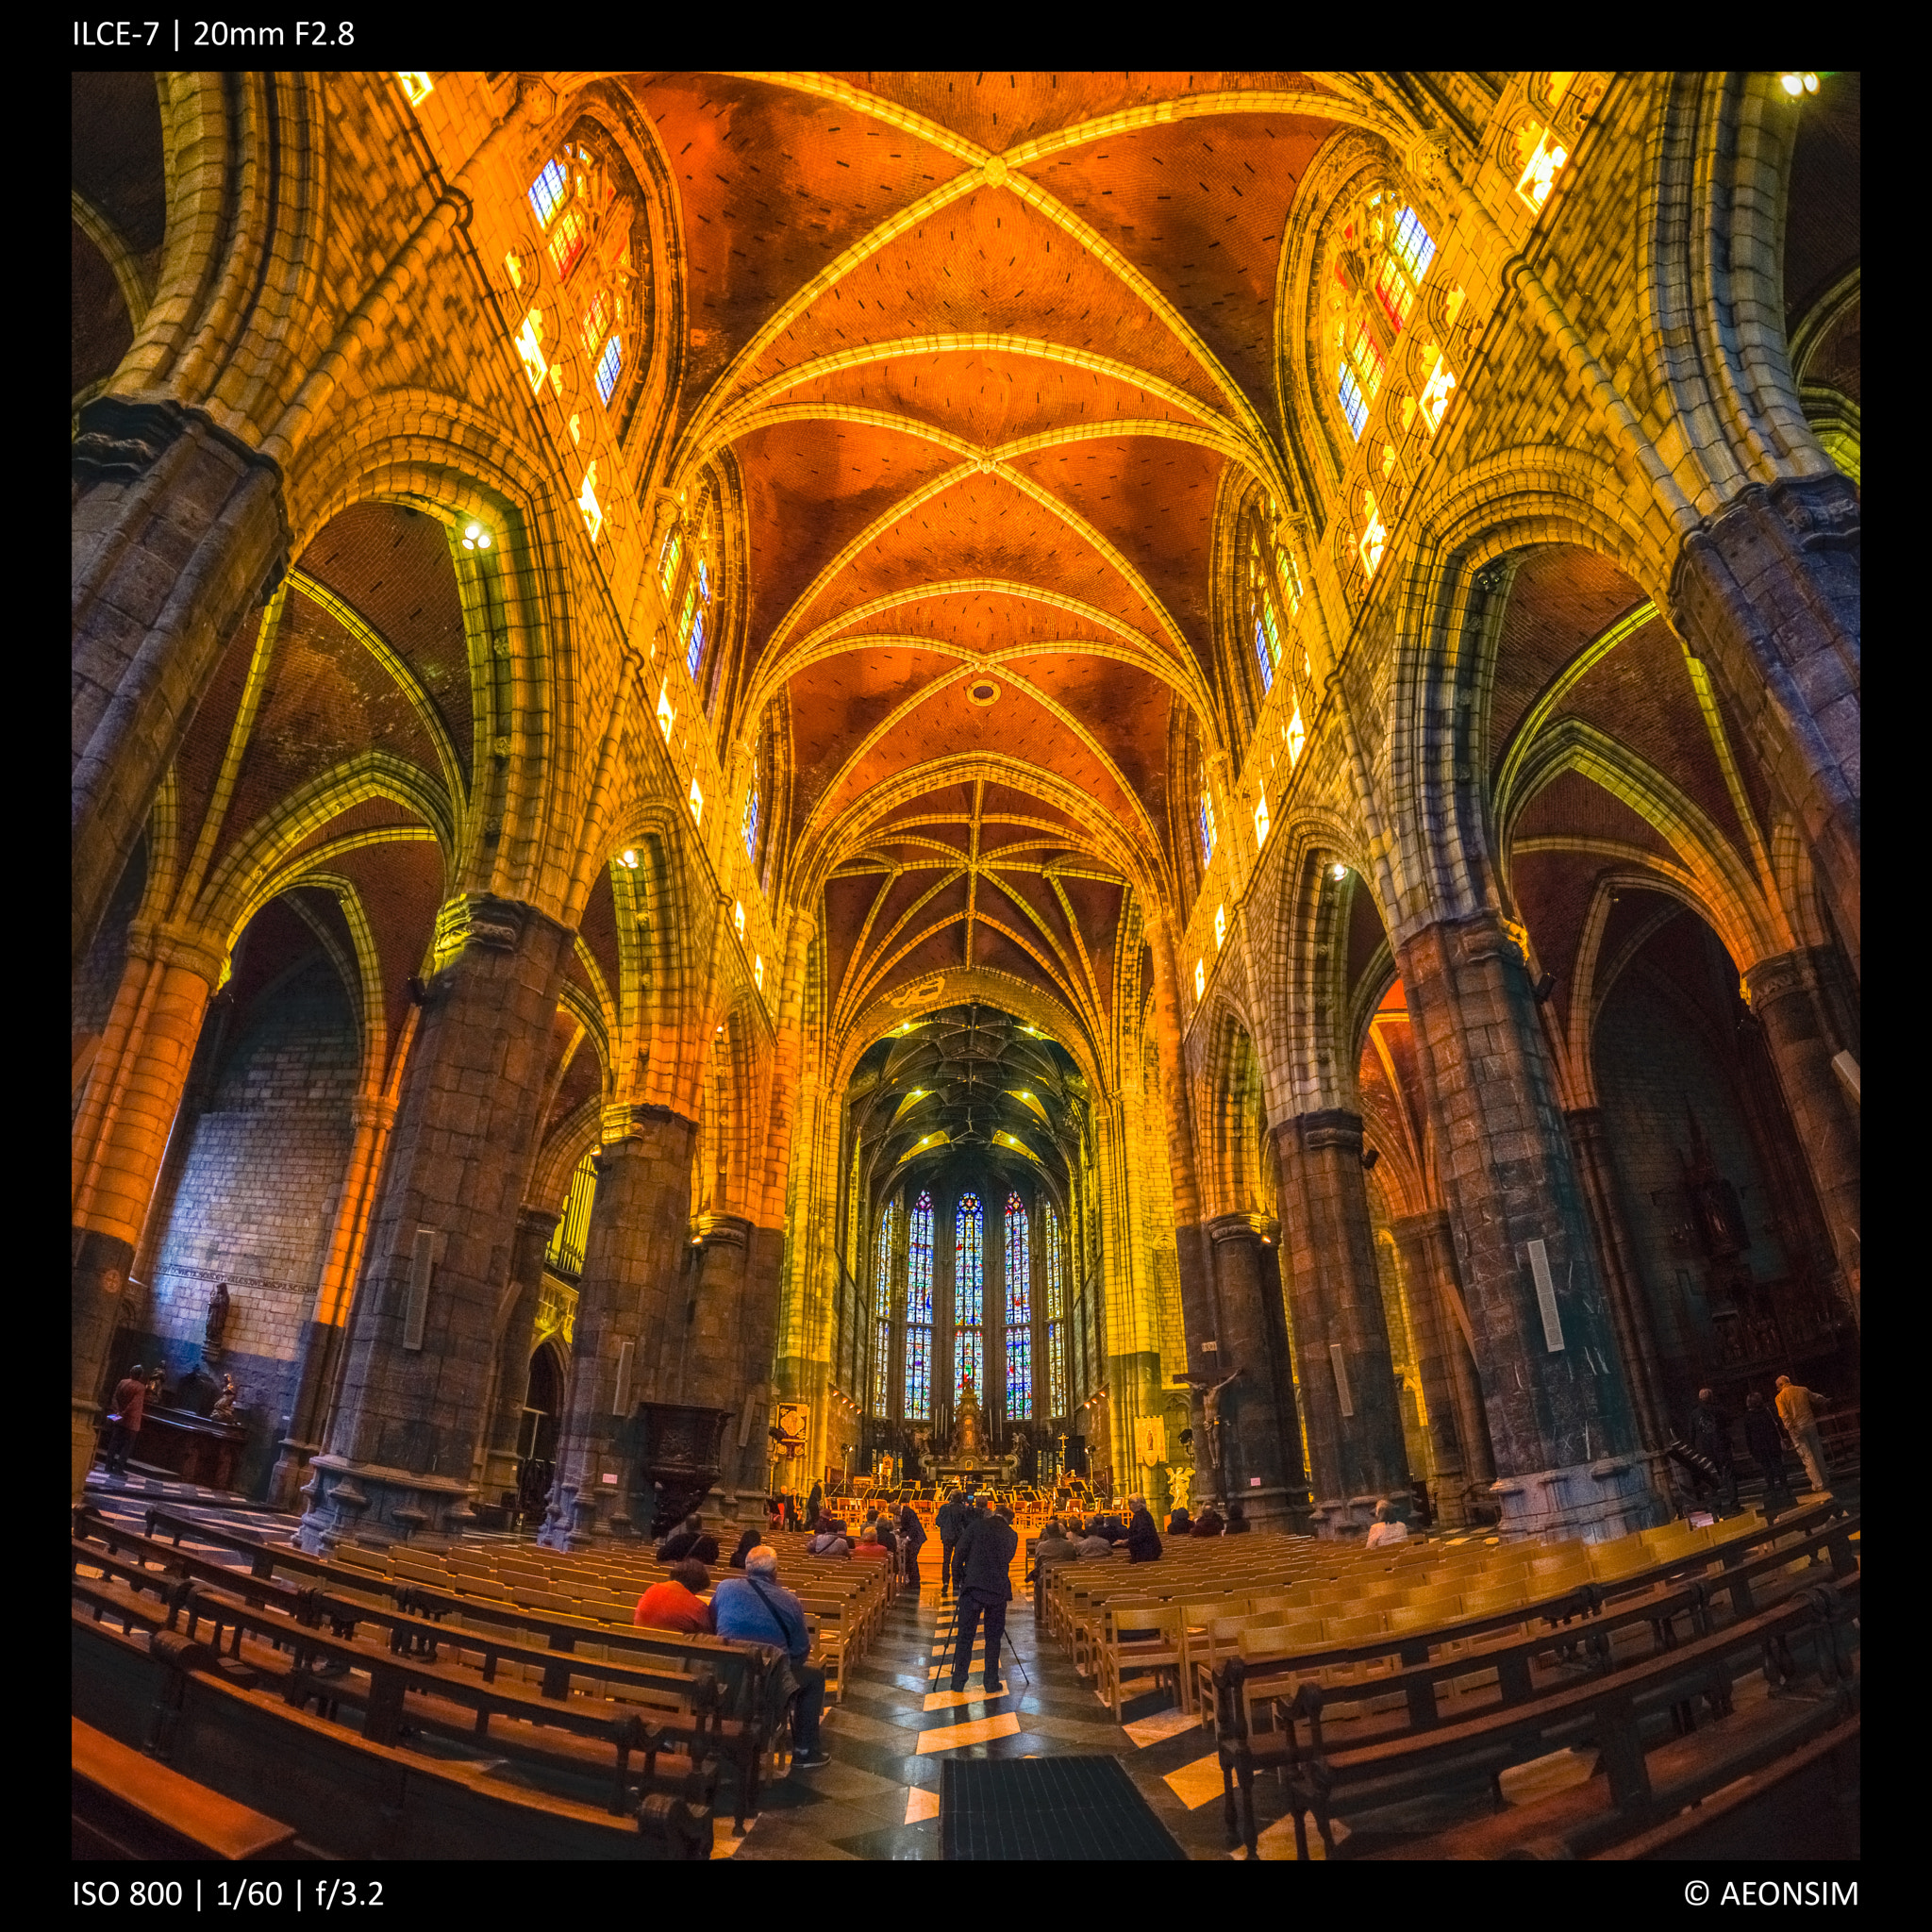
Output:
631,1540,834,1771
1024,1497,1261,1572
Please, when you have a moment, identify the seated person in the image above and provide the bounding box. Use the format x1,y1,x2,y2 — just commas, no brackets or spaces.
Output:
1027,1519,1076,1579
1124,1497,1162,1563
1072,1523,1115,1559
852,1524,891,1562
805,1515,851,1557
712,1547,831,1770
1363,1498,1408,1548
634,1558,714,1633
1224,1500,1252,1535
727,1526,762,1570
656,1512,721,1564
1191,1505,1225,1538
1166,1506,1194,1537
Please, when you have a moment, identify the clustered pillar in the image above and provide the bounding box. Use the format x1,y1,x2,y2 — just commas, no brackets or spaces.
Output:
1272,1111,1410,1535
1203,1213,1305,1532
541,1105,698,1548
1397,911,1657,1541
1390,1209,1492,1526
296,895,575,1552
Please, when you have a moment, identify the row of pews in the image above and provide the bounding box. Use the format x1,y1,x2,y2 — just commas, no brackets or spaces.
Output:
1036,1502,1860,1860
70,1507,891,1860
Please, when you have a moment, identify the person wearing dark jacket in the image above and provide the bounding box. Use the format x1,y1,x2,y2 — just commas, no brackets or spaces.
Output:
947,1505,1019,1694
1191,1505,1224,1537
1124,1497,1162,1563
935,1491,970,1597
1687,1389,1739,1513
1224,1501,1251,1535
656,1514,721,1563
1742,1391,1796,1518
727,1527,761,1570
898,1503,927,1592
1166,1507,1193,1537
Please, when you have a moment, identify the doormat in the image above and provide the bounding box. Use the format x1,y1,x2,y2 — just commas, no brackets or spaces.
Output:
940,1754,1187,1860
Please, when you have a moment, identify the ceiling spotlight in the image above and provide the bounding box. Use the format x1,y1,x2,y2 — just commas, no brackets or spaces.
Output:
1330,862,1349,882
1778,72,1820,96
619,849,638,868
460,521,492,552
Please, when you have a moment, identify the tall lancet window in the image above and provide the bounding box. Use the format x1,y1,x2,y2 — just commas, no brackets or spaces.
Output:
872,1201,896,1414
956,1192,984,1397
1043,1203,1065,1417
1005,1191,1032,1419
905,1191,934,1420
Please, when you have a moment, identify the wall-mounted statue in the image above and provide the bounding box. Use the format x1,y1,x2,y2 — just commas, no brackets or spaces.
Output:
209,1374,240,1426
204,1280,231,1359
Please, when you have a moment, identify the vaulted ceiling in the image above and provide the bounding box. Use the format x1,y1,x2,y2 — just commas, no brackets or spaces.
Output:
625,71,1388,1057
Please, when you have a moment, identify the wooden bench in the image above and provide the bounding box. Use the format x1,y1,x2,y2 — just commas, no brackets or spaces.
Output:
73,1715,299,1860
72,1609,709,1860
72,1522,775,1832
1212,1571,1860,1858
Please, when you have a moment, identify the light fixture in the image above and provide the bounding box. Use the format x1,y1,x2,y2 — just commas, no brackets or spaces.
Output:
397,72,433,106
1331,862,1349,882
460,521,492,552
1778,72,1819,96
618,849,638,869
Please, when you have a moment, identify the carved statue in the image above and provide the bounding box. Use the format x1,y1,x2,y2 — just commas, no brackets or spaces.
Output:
204,1281,231,1357
955,1378,985,1459
210,1375,240,1425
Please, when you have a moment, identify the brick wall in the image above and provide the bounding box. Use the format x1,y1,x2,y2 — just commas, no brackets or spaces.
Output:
144,957,358,1367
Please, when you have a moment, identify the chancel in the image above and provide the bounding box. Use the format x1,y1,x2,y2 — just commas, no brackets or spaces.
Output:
72,69,1858,1864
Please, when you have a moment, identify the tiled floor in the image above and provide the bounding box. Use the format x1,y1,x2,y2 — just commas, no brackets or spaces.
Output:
722,1577,1259,1861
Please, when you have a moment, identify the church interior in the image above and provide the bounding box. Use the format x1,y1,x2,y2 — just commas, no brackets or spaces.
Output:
72,69,1859,1863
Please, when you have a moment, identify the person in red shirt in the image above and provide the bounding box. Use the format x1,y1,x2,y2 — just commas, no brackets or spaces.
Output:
852,1525,890,1563
102,1366,148,1478
635,1559,714,1634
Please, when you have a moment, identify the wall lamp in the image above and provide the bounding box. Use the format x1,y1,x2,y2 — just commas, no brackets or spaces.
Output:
1532,972,1557,1004
1360,1146,1380,1173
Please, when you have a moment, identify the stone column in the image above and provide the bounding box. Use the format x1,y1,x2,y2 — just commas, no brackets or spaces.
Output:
266,1097,400,1510
475,1205,563,1506
1563,1108,1670,1455
1668,475,1860,974
682,1210,750,1514
729,1223,786,1512
1398,912,1657,1541
539,1105,699,1549
1390,1210,1478,1526
1146,927,1219,1502
1204,1213,1304,1533
1743,948,1861,1322
1272,1113,1410,1536
70,923,224,1500
295,895,574,1552
72,399,290,972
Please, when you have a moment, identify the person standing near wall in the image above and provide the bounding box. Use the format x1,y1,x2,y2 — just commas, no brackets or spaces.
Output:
1774,1376,1833,1494
101,1365,146,1477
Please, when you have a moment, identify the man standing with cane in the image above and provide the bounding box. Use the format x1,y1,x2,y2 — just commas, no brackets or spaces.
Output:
948,1502,1018,1697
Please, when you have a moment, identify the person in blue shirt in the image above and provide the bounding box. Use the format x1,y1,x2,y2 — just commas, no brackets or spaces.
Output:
712,1546,830,1768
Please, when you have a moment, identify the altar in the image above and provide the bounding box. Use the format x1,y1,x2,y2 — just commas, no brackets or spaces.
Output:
931,1377,1017,1488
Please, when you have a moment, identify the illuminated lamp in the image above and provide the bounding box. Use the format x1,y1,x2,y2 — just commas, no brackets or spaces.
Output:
618,849,639,869
460,521,492,552
397,73,433,105
1331,862,1349,882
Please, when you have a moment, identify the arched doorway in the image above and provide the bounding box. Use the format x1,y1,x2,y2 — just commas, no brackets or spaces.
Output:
517,1341,566,1523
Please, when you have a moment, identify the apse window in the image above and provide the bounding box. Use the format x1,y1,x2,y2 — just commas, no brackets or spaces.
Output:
528,158,569,229
741,783,759,862
688,777,703,824
595,336,623,406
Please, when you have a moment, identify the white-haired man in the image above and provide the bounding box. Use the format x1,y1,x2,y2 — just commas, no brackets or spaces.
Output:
713,1545,830,1769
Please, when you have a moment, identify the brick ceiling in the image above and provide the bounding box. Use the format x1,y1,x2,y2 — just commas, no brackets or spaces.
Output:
628,71,1350,1037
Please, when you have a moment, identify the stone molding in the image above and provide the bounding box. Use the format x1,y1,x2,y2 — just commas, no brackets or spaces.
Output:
1489,1457,1662,1543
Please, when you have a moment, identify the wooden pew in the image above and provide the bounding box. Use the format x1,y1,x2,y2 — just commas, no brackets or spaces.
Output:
1212,1572,1860,1858
73,1715,299,1860
72,1607,709,1860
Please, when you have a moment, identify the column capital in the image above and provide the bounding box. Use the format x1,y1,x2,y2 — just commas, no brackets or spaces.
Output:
430,891,575,973
1205,1209,1277,1248
1390,1207,1453,1243
1271,1107,1365,1154
599,1101,699,1145
350,1096,398,1134
516,1202,564,1239
126,916,229,989
693,1210,752,1250
1742,945,1824,1010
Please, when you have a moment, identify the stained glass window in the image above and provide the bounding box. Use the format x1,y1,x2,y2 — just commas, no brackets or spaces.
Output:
742,782,759,862
658,529,682,593
872,1202,895,1414
1198,788,1217,862
1250,536,1282,693
1005,1191,1032,1419
956,1192,983,1398
548,201,588,278
1339,365,1370,441
1044,1205,1065,1417
905,1191,933,1419
595,335,623,405
527,159,568,229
